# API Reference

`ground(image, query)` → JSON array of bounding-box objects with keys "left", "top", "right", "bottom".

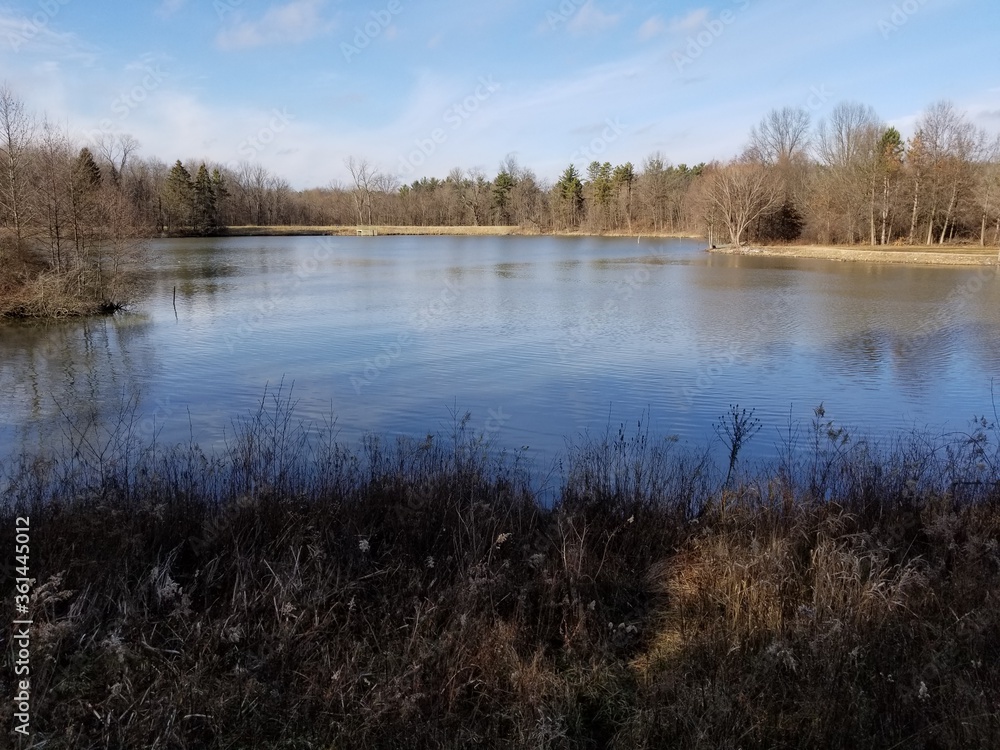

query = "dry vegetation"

[
  {"left": 2, "top": 394, "right": 999, "bottom": 748},
  {"left": 0, "top": 87, "right": 146, "bottom": 319},
  {"left": 712, "top": 242, "right": 1000, "bottom": 266},
  {"left": 224, "top": 225, "right": 702, "bottom": 239}
]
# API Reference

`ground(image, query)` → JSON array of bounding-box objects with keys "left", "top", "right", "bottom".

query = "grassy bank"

[
  {"left": 0, "top": 255, "right": 140, "bottom": 320},
  {"left": 220, "top": 225, "right": 702, "bottom": 239},
  {"left": 2, "top": 397, "right": 1000, "bottom": 748},
  {"left": 711, "top": 242, "right": 1000, "bottom": 266}
]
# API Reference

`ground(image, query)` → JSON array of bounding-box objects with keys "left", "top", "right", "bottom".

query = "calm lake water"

[{"left": 2, "top": 236, "right": 1000, "bottom": 478}]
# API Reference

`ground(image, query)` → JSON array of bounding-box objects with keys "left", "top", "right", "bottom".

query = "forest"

[{"left": 2, "top": 84, "right": 999, "bottom": 316}]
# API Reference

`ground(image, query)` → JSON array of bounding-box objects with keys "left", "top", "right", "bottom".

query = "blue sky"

[{"left": 1, "top": 0, "right": 998, "bottom": 189}]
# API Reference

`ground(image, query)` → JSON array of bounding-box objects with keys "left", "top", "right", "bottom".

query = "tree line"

[
  {"left": 335, "top": 100, "right": 999, "bottom": 249},
  {"left": 3, "top": 84, "right": 999, "bottom": 316}
]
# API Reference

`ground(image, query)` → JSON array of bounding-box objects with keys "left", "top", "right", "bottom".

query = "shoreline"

[
  {"left": 190, "top": 229, "right": 1000, "bottom": 268},
  {"left": 3, "top": 412, "right": 999, "bottom": 747},
  {"left": 214, "top": 225, "right": 703, "bottom": 239},
  {"left": 709, "top": 243, "right": 1000, "bottom": 267}
]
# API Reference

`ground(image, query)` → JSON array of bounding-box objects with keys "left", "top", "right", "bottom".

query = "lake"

[{"left": 2, "top": 235, "right": 999, "bottom": 480}]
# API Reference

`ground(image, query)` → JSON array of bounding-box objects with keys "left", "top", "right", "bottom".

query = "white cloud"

[
  {"left": 637, "top": 16, "right": 667, "bottom": 41},
  {"left": 0, "top": 11, "right": 95, "bottom": 63},
  {"left": 216, "top": 0, "right": 333, "bottom": 50},
  {"left": 568, "top": 1, "right": 620, "bottom": 34},
  {"left": 157, "top": 0, "right": 187, "bottom": 17},
  {"left": 669, "top": 8, "right": 710, "bottom": 33}
]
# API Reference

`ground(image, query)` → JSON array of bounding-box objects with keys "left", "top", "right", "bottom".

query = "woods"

[
  {"left": 0, "top": 87, "right": 146, "bottom": 318},
  {"left": 2, "top": 85, "right": 999, "bottom": 318}
]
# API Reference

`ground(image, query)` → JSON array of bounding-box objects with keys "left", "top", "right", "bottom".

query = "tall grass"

[{"left": 1, "top": 391, "right": 999, "bottom": 748}]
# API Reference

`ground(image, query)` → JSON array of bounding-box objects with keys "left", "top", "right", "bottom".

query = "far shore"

[
  {"left": 176, "top": 227, "right": 1000, "bottom": 267},
  {"left": 217, "top": 224, "right": 703, "bottom": 239},
  {"left": 709, "top": 242, "right": 1000, "bottom": 267}
]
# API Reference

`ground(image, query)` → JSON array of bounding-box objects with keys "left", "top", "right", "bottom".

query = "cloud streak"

[
  {"left": 637, "top": 16, "right": 667, "bottom": 41},
  {"left": 568, "top": 1, "right": 620, "bottom": 34},
  {"left": 216, "top": 0, "right": 333, "bottom": 50},
  {"left": 669, "top": 8, "right": 710, "bottom": 33}
]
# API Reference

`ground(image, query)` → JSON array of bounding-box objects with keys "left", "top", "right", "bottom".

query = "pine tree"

[
  {"left": 613, "top": 162, "right": 636, "bottom": 230},
  {"left": 211, "top": 168, "right": 229, "bottom": 229},
  {"left": 69, "top": 148, "right": 103, "bottom": 258},
  {"left": 555, "top": 165, "right": 584, "bottom": 228},
  {"left": 587, "top": 161, "right": 614, "bottom": 229},
  {"left": 74, "top": 148, "right": 102, "bottom": 190},
  {"left": 192, "top": 163, "right": 217, "bottom": 235},
  {"left": 876, "top": 127, "right": 904, "bottom": 245},
  {"left": 492, "top": 169, "right": 515, "bottom": 225},
  {"left": 164, "top": 160, "right": 193, "bottom": 231}
]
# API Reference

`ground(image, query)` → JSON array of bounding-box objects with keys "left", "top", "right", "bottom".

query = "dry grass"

[
  {"left": 1, "top": 394, "right": 999, "bottom": 748},
  {"left": 713, "top": 243, "right": 1000, "bottom": 266},
  {"left": 223, "top": 225, "right": 702, "bottom": 239},
  {"left": 225, "top": 224, "right": 532, "bottom": 237},
  {"left": 0, "top": 271, "right": 123, "bottom": 318}
]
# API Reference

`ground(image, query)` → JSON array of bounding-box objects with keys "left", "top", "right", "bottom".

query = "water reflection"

[{"left": 2, "top": 236, "right": 999, "bottom": 472}]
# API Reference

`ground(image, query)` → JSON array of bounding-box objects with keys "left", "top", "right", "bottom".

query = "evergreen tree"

[
  {"left": 69, "top": 147, "right": 103, "bottom": 257},
  {"left": 587, "top": 161, "right": 614, "bottom": 229},
  {"left": 211, "top": 168, "right": 229, "bottom": 229},
  {"left": 876, "top": 127, "right": 904, "bottom": 245},
  {"left": 613, "top": 162, "right": 636, "bottom": 230},
  {"left": 555, "top": 165, "right": 584, "bottom": 228},
  {"left": 492, "top": 169, "right": 515, "bottom": 224},
  {"left": 193, "top": 163, "right": 217, "bottom": 235},
  {"left": 73, "top": 147, "right": 103, "bottom": 191},
  {"left": 163, "top": 160, "right": 193, "bottom": 231}
]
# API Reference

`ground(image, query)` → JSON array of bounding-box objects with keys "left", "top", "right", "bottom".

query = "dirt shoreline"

[{"left": 710, "top": 243, "right": 1000, "bottom": 267}]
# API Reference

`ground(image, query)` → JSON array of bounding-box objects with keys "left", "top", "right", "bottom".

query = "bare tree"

[
  {"left": 975, "top": 133, "right": 1000, "bottom": 249},
  {"left": 748, "top": 106, "right": 811, "bottom": 165},
  {"left": 371, "top": 171, "right": 399, "bottom": 225},
  {"left": 704, "top": 159, "right": 781, "bottom": 247},
  {"left": 0, "top": 84, "right": 36, "bottom": 256},
  {"left": 815, "top": 102, "right": 882, "bottom": 243},
  {"left": 345, "top": 156, "right": 375, "bottom": 226},
  {"left": 37, "top": 120, "right": 73, "bottom": 271},
  {"left": 912, "top": 101, "right": 978, "bottom": 245},
  {"left": 234, "top": 162, "right": 273, "bottom": 225},
  {"left": 95, "top": 132, "right": 139, "bottom": 186},
  {"left": 446, "top": 167, "right": 490, "bottom": 226}
]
